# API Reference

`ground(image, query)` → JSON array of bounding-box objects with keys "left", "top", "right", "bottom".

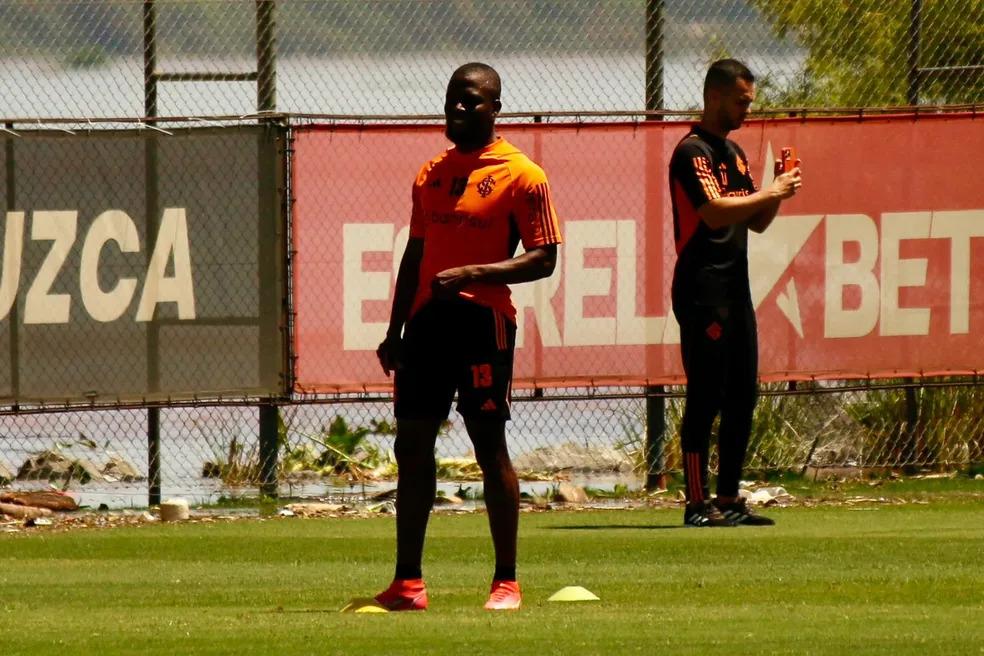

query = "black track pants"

[{"left": 674, "top": 300, "right": 758, "bottom": 501}]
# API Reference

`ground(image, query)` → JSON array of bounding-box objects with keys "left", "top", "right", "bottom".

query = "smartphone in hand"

[{"left": 781, "top": 146, "right": 798, "bottom": 173}]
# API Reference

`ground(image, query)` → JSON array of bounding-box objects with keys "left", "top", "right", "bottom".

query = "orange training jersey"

[{"left": 408, "top": 137, "right": 562, "bottom": 323}]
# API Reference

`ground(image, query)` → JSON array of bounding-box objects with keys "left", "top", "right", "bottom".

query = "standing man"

[
  {"left": 669, "top": 59, "right": 801, "bottom": 527},
  {"left": 373, "top": 62, "right": 562, "bottom": 610}
]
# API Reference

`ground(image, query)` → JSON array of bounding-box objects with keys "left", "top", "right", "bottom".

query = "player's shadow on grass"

[{"left": 546, "top": 524, "right": 681, "bottom": 531}]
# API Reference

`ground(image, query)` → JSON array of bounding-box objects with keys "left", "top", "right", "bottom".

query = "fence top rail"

[
  {"left": 287, "top": 104, "right": 982, "bottom": 122},
  {"left": 0, "top": 104, "right": 979, "bottom": 128}
]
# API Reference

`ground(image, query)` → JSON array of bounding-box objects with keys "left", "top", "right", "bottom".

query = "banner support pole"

[
  {"left": 256, "top": 0, "right": 280, "bottom": 498},
  {"left": 644, "top": 0, "right": 668, "bottom": 491},
  {"left": 143, "top": 0, "right": 162, "bottom": 507}
]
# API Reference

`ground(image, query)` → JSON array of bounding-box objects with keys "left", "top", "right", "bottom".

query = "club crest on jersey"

[
  {"left": 477, "top": 174, "right": 496, "bottom": 198},
  {"left": 717, "top": 162, "right": 729, "bottom": 187}
]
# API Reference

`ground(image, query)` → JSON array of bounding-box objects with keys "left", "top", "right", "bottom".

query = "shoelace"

[
  {"left": 383, "top": 584, "right": 423, "bottom": 599},
  {"left": 489, "top": 584, "right": 516, "bottom": 602},
  {"left": 705, "top": 504, "right": 728, "bottom": 519},
  {"left": 728, "top": 500, "right": 752, "bottom": 516}
]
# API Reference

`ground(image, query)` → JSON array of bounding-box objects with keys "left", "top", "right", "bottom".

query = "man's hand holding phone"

[{"left": 770, "top": 146, "right": 802, "bottom": 200}]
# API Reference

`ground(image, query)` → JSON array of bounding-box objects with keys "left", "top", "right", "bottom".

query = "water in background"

[
  {"left": 0, "top": 396, "right": 649, "bottom": 508},
  {"left": 0, "top": 52, "right": 804, "bottom": 118}
]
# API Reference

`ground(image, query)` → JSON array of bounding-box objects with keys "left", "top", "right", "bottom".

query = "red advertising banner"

[{"left": 292, "top": 114, "right": 984, "bottom": 392}]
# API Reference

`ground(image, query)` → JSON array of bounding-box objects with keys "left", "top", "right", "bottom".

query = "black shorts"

[{"left": 394, "top": 297, "right": 516, "bottom": 421}]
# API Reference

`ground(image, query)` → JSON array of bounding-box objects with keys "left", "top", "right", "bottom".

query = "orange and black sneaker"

[
  {"left": 483, "top": 579, "right": 522, "bottom": 610},
  {"left": 374, "top": 578, "right": 428, "bottom": 611}
]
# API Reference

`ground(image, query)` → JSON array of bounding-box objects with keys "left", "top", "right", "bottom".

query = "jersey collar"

[
  {"left": 691, "top": 124, "right": 727, "bottom": 148},
  {"left": 450, "top": 136, "right": 510, "bottom": 158}
]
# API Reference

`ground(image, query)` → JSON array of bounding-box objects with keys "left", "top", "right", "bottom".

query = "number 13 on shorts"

[{"left": 470, "top": 363, "right": 493, "bottom": 388}]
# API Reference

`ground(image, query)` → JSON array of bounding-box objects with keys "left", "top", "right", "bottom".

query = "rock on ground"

[{"left": 0, "top": 490, "right": 78, "bottom": 511}]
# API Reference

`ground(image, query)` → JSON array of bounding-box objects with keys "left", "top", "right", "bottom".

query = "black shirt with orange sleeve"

[
  {"left": 669, "top": 125, "right": 756, "bottom": 307},
  {"left": 408, "top": 137, "right": 562, "bottom": 323}
]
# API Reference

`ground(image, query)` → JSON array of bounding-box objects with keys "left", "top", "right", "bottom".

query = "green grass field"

[{"left": 2, "top": 499, "right": 982, "bottom": 655}]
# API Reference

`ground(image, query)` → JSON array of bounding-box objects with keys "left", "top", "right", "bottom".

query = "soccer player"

[
  {"left": 373, "top": 62, "right": 562, "bottom": 610},
  {"left": 668, "top": 59, "right": 802, "bottom": 527}
]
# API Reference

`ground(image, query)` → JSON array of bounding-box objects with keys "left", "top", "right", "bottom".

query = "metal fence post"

[
  {"left": 148, "top": 408, "right": 161, "bottom": 505},
  {"left": 643, "top": 0, "right": 668, "bottom": 491},
  {"left": 645, "top": 0, "right": 664, "bottom": 115},
  {"left": 907, "top": 0, "right": 922, "bottom": 106},
  {"left": 902, "top": 380, "right": 920, "bottom": 469},
  {"left": 256, "top": 0, "right": 277, "bottom": 112},
  {"left": 143, "top": 0, "right": 162, "bottom": 507},
  {"left": 256, "top": 0, "right": 280, "bottom": 498},
  {"left": 645, "top": 387, "right": 667, "bottom": 490},
  {"left": 143, "top": 0, "right": 158, "bottom": 118},
  {"left": 259, "top": 404, "right": 279, "bottom": 497}
]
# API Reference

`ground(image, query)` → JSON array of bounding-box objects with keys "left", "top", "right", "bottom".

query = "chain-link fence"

[
  {"left": 1, "top": 0, "right": 980, "bottom": 120},
  {"left": 3, "top": 380, "right": 983, "bottom": 508},
  {"left": 1, "top": 1, "right": 982, "bottom": 508}
]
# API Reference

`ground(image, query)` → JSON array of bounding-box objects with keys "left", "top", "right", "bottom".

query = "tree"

[{"left": 750, "top": 0, "right": 983, "bottom": 107}]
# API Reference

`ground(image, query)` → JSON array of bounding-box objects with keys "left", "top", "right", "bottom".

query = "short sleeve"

[
  {"left": 408, "top": 163, "right": 430, "bottom": 239},
  {"left": 670, "top": 140, "right": 723, "bottom": 209},
  {"left": 511, "top": 161, "right": 562, "bottom": 249},
  {"left": 734, "top": 143, "right": 757, "bottom": 191}
]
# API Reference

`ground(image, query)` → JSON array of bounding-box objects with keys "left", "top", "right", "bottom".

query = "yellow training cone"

[
  {"left": 340, "top": 598, "right": 390, "bottom": 613},
  {"left": 548, "top": 586, "right": 600, "bottom": 602}
]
